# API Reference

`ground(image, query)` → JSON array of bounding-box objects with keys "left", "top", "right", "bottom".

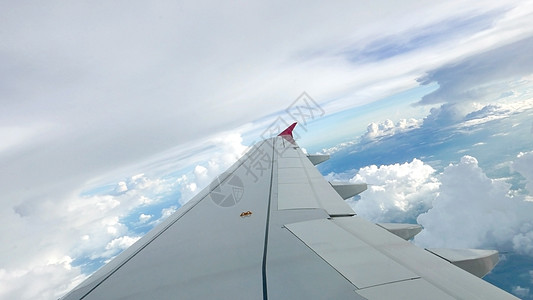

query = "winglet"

[{"left": 278, "top": 122, "right": 297, "bottom": 138}]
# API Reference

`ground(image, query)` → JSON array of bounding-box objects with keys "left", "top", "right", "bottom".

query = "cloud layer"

[
  {"left": 1, "top": 1, "right": 532, "bottom": 299},
  {"left": 0, "top": 132, "right": 247, "bottom": 299}
]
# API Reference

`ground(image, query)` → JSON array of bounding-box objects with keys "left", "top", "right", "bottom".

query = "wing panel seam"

[{"left": 261, "top": 138, "right": 275, "bottom": 300}]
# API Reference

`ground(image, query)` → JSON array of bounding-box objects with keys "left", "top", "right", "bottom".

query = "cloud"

[
  {"left": 0, "top": 123, "right": 57, "bottom": 154},
  {"left": 421, "top": 88, "right": 533, "bottom": 128},
  {"left": 0, "top": 257, "right": 85, "bottom": 300},
  {"left": 328, "top": 149, "right": 533, "bottom": 257},
  {"left": 319, "top": 118, "right": 422, "bottom": 155},
  {"left": 138, "top": 213, "right": 152, "bottom": 223},
  {"left": 415, "top": 36, "right": 533, "bottom": 127},
  {"left": 320, "top": 141, "right": 356, "bottom": 155},
  {"left": 415, "top": 155, "right": 533, "bottom": 254},
  {"left": 174, "top": 132, "right": 248, "bottom": 205},
  {"left": 512, "top": 286, "right": 530, "bottom": 298},
  {"left": 512, "top": 151, "right": 533, "bottom": 195},
  {"left": 98, "top": 236, "right": 141, "bottom": 259},
  {"left": 0, "top": 170, "right": 181, "bottom": 299},
  {"left": 345, "top": 9, "right": 505, "bottom": 63},
  {"left": 1, "top": 1, "right": 529, "bottom": 213},
  {"left": 417, "top": 36, "right": 533, "bottom": 106},
  {"left": 422, "top": 103, "right": 467, "bottom": 127},
  {"left": 362, "top": 118, "right": 421, "bottom": 141},
  {"left": 0, "top": 129, "right": 248, "bottom": 300},
  {"left": 161, "top": 206, "right": 178, "bottom": 219},
  {"left": 346, "top": 159, "right": 439, "bottom": 222}
]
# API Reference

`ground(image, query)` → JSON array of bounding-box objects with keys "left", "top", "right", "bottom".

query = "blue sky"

[{"left": 1, "top": 1, "right": 533, "bottom": 299}]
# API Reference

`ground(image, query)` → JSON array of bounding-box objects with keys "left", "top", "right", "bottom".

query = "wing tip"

[{"left": 278, "top": 122, "right": 297, "bottom": 137}]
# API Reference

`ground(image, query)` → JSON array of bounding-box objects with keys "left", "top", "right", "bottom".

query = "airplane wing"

[{"left": 61, "top": 123, "right": 518, "bottom": 299}]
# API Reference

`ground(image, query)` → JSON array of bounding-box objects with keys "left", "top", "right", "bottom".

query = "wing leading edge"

[{"left": 61, "top": 124, "right": 518, "bottom": 300}]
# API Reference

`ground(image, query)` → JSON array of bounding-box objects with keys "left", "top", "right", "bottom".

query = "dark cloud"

[
  {"left": 422, "top": 103, "right": 465, "bottom": 127},
  {"left": 417, "top": 36, "right": 533, "bottom": 105}
]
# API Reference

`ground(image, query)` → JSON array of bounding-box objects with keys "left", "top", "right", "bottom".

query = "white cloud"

[
  {"left": 99, "top": 236, "right": 141, "bottom": 259},
  {"left": 161, "top": 206, "right": 177, "bottom": 220},
  {"left": 0, "top": 259, "right": 85, "bottom": 300},
  {"left": 319, "top": 118, "right": 422, "bottom": 155},
  {"left": 415, "top": 155, "right": 533, "bottom": 253},
  {"left": 513, "top": 151, "right": 533, "bottom": 195},
  {"left": 114, "top": 181, "right": 128, "bottom": 194},
  {"left": 174, "top": 132, "right": 248, "bottom": 205},
  {"left": 2, "top": 1, "right": 529, "bottom": 212},
  {"left": 457, "top": 99, "right": 533, "bottom": 128},
  {"left": 0, "top": 123, "right": 57, "bottom": 154},
  {"left": 363, "top": 118, "right": 421, "bottom": 141},
  {"left": 0, "top": 170, "right": 184, "bottom": 299},
  {"left": 321, "top": 140, "right": 358, "bottom": 155},
  {"left": 512, "top": 286, "right": 530, "bottom": 298},
  {"left": 329, "top": 151, "right": 533, "bottom": 257},
  {"left": 138, "top": 213, "right": 152, "bottom": 223},
  {"left": 347, "top": 159, "right": 439, "bottom": 222}
]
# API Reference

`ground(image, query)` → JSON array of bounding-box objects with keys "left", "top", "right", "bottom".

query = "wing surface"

[{"left": 61, "top": 134, "right": 518, "bottom": 299}]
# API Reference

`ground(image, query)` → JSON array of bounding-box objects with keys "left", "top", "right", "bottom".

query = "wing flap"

[
  {"left": 307, "top": 154, "right": 330, "bottom": 165},
  {"left": 377, "top": 223, "right": 423, "bottom": 240},
  {"left": 285, "top": 215, "right": 517, "bottom": 299},
  {"left": 333, "top": 216, "right": 517, "bottom": 299},
  {"left": 285, "top": 218, "right": 420, "bottom": 289},
  {"left": 427, "top": 248, "right": 500, "bottom": 278},
  {"left": 330, "top": 182, "right": 368, "bottom": 199}
]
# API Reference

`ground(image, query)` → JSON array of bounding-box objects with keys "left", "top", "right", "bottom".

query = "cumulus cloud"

[
  {"left": 138, "top": 213, "right": 152, "bottom": 223},
  {"left": 422, "top": 103, "right": 468, "bottom": 127},
  {"left": 512, "top": 151, "right": 533, "bottom": 195},
  {"left": 98, "top": 236, "right": 141, "bottom": 259},
  {"left": 512, "top": 286, "right": 530, "bottom": 298},
  {"left": 347, "top": 159, "right": 439, "bottom": 222},
  {"left": 319, "top": 118, "right": 422, "bottom": 155},
  {"left": 161, "top": 206, "right": 178, "bottom": 220},
  {"left": 174, "top": 132, "right": 248, "bottom": 204},
  {"left": 331, "top": 151, "right": 533, "bottom": 257},
  {"left": 114, "top": 181, "right": 128, "bottom": 194},
  {"left": 362, "top": 118, "right": 421, "bottom": 141},
  {"left": 321, "top": 140, "right": 358, "bottom": 155},
  {"left": 415, "top": 155, "right": 533, "bottom": 255}
]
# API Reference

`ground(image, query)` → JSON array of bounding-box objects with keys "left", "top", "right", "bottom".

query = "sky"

[{"left": 1, "top": 1, "right": 533, "bottom": 299}]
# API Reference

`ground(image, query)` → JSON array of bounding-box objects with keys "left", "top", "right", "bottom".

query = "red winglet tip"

[{"left": 278, "top": 122, "right": 297, "bottom": 137}]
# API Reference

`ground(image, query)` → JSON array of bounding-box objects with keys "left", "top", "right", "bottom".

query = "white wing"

[{"left": 60, "top": 126, "right": 518, "bottom": 299}]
